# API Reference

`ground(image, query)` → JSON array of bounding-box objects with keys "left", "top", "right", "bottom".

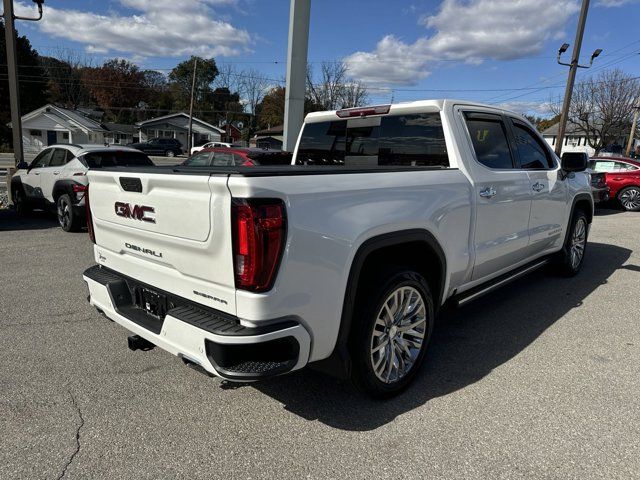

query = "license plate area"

[{"left": 134, "top": 286, "right": 170, "bottom": 320}]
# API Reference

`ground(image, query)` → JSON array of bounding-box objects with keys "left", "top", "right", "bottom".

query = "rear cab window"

[
  {"left": 295, "top": 112, "right": 449, "bottom": 168},
  {"left": 80, "top": 151, "right": 154, "bottom": 168}
]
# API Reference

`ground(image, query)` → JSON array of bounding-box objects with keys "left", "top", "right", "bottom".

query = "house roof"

[
  {"left": 104, "top": 123, "right": 137, "bottom": 135},
  {"left": 19, "top": 104, "right": 107, "bottom": 133},
  {"left": 254, "top": 125, "right": 284, "bottom": 136},
  {"left": 541, "top": 123, "right": 587, "bottom": 136},
  {"left": 137, "top": 112, "right": 224, "bottom": 134}
]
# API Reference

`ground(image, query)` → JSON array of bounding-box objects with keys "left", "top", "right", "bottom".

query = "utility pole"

[
  {"left": 555, "top": 0, "right": 602, "bottom": 157},
  {"left": 283, "top": 0, "right": 310, "bottom": 152},
  {"left": 625, "top": 100, "right": 640, "bottom": 157},
  {"left": 187, "top": 57, "right": 198, "bottom": 154},
  {"left": 2, "top": 0, "right": 45, "bottom": 166}
]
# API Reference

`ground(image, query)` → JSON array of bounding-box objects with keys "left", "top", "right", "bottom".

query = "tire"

[
  {"left": 349, "top": 267, "right": 435, "bottom": 398},
  {"left": 556, "top": 209, "right": 588, "bottom": 276},
  {"left": 56, "top": 194, "right": 82, "bottom": 232},
  {"left": 617, "top": 186, "right": 640, "bottom": 212},
  {"left": 12, "top": 187, "right": 31, "bottom": 216},
  {"left": 165, "top": 150, "right": 175, "bottom": 158}
]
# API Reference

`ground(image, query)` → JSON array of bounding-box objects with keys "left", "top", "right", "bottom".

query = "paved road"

[{"left": 1, "top": 208, "right": 639, "bottom": 479}]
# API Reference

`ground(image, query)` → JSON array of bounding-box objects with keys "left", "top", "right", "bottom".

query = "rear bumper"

[{"left": 83, "top": 265, "right": 310, "bottom": 380}]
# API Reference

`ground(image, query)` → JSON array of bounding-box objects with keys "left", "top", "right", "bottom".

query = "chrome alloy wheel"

[
  {"left": 620, "top": 188, "right": 640, "bottom": 211},
  {"left": 570, "top": 217, "right": 587, "bottom": 270},
  {"left": 370, "top": 286, "right": 427, "bottom": 384},
  {"left": 57, "top": 197, "right": 71, "bottom": 230}
]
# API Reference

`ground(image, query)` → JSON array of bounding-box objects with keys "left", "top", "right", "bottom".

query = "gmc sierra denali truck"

[{"left": 83, "top": 100, "right": 593, "bottom": 397}]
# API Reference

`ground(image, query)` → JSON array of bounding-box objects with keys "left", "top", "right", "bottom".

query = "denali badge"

[
  {"left": 125, "top": 243, "right": 163, "bottom": 258},
  {"left": 115, "top": 202, "right": 156, "bottom": 223}
]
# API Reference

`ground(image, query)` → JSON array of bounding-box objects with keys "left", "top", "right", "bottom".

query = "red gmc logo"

[{"left": 115, "top": 202, "right": 156, "bottom": 223}]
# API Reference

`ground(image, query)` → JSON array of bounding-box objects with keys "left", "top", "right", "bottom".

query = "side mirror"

[
  {"left": 561, "top": 152, "right": 588, "bottom": 172},
  {"left": 17, "top": 161, "right": 29, "bottom": 170}
]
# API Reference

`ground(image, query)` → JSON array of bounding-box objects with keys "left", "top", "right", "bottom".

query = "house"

[
  {"left": 250, "top": 125, "right": 283, "bottom": 150},
  {"left": 541, "top": 123, "right": 628, "bottom": 156},
  {"left": 17, "top": 104, "right": 108, "bottom": 153},
  {"left": 104, "top": 123, "right": 138, "bottom": 145},
  {"left": 137, "top": 113, "right": 224, "bottom": 148},
  {"left": 218, "top": 120, "right": 243, "bottom": 144}
]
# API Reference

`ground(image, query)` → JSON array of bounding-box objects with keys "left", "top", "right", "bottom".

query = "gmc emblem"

[{"left": 115, "top": 202, "right": 156, "bottom": 223}]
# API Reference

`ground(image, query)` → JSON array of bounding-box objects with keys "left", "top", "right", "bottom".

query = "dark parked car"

[
  {"left": 128, "top": 138, "right": 183, "bottom": 157},
  {"left": 180, "top": 147, "right": 293, "bottom": 167}
]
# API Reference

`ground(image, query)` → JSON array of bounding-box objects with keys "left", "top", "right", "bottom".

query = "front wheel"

[
  {"left": 165, "top": 150, "right": 175, "bottom": 158},
  {"left": 57, "top": 194, "right": 82, "bottom": 232},
  {"left": 350, "top": 268, "right": 434, "bottom": 398},
  {"left": 556, "top": 209, "right": 588, "bottom": 276},
  {"left": 618, "top": 186, "right": 640, "bottom": 211}
]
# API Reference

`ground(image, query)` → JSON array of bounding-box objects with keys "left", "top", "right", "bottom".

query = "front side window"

[
  {"left": 465, "top": 116, "right": 514, "bottom": 169},
  {"left": 295, "top": 113, "right": 449, "bottom": 167},
  {"left": 512, "top": 123, "right": 554, "bottom": 169},
  {"left": 591, "top": 160, "right": 639, "bottom": 173},
  {"left": 30, "top": 149, "right": 53, "bottom": 168}
]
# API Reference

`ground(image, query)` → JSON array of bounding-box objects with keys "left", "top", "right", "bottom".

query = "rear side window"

[
  {"left": 184, "top": 152, "right": 211, "bottom": 166},
  {"left": 81, "top": 151, "right": 154, "bottom": 168},
  {"left": 465, "top": 116, "right": 514, "bottom": 169},
  {"left": 49, "top": 148, "right": 68, "bottom": 167},
  {"left": 512, "top": 123, "right": 554, "bottom": 169},
  {"left": 295, "top": 113, "right": 449, "bottom": 167}
]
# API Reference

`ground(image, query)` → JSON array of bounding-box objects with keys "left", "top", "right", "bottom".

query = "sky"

[{"left": 12, "top": 0, "right": 640, "bottom": 117}]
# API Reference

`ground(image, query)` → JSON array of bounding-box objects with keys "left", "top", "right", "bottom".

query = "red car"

[
  {"left": 588, "top": 156, "right": 640, "bottom": 211},
  {"left": 180, "top": 147, "right": 292, "bottom": 167}
]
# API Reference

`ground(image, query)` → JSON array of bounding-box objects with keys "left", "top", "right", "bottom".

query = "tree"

[
  {"left": 306, "top": 61, "right": 369, "bottom": 111},
  {"left": 257, "top": 86, "right": 285, "bottom": 129},
  {"left": 168, "top": 56, "right": 218, "bottom": 110},
  {"left": 40, "top": 49, "right": 90, "bottom": 109},
  {"left": 0, "top": 20, "right": 50, "bottom": 148},
  {"left": 551, "top": 69, "right": 640, "bottom": 154},
  {"left": 240, "top": 68, "right": 269, "bottom": 119}
]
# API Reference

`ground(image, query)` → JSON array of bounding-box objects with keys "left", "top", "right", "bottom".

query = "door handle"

[
  {"left": 34, "top": 171, "right": 40, "bottom": 175},
  {"left": 479, "top": 186, "right": 497, "bottom": 198},
  {"left": 613, "top": 177, "right": 623, "bottom": 181},
  {"left": 532, "top": 182, "right": 545, "bottom": 192},
  {"left": 53, "top": 171, "right": 60, "bottom": 175}
]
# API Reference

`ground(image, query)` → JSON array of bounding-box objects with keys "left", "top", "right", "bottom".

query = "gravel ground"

[{"left": 0, "top": 208, "right": 639, "bottom": 479}]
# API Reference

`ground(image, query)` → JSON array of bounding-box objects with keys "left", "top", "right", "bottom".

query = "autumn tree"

[{"left": 83, "top": 59, "right": 145, "bottom": 122}]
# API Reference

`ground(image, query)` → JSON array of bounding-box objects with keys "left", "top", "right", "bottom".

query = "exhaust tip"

[{"left": 127, "top": 335, "right": 155, "bottom": 352}]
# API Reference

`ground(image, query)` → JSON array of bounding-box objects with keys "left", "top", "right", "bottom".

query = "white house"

[
  {"left": 18, "top": 104, "right": 108, "bottom": 153},
  {"left": 541, "top": 123, "right": 629, "bottom": 156},
  {"left": 137, "top": 113, "right": 224, "bottom": 148}
]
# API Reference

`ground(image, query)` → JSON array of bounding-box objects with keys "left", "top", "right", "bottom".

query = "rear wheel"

[
  {"left": 165, "top": 150, "right": 175, "bottom": 158},
  {"left": 12, "top": 187, "right": 31, "bottom": 216},
  {"left": 556, "top": 209, "right": 588, "bottom": 276},
  {"left": 57, "top": 194, "right": 81, "bottom": 232},
  {"left": 350, "top": 267, "right": 434, "bottom": 398},
  {"left": 618, "top": 186, "right": 640, "bottom": 211}
]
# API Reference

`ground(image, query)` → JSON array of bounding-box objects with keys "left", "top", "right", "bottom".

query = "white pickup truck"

[{"left": 83, "top": 100, "right": 593, "bottom": 397}]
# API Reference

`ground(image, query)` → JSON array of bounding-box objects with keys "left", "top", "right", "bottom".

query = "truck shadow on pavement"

[
  {"left": 0, "top": 209, "right": 60, "bottom": 231},
  {"left": 252, "top": 241, "right": 632, "bottom": 431}
]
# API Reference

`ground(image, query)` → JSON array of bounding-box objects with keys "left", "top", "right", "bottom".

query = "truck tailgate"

[{"left": 87, "top": 170, "right": 237, "bottom": 315}]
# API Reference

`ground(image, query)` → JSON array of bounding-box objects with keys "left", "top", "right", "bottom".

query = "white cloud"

[
  {"left": 16, "top": 0, "right": 251, "bottom": 58},
  {"left": 345, "top": 0, "right": 579, "bottom": 86},
  {"left": 495, "top": 101, "right": 555, "bottom": 116},
  {"left": 596, "top": 0, "right": 638, "bottom": 6}
]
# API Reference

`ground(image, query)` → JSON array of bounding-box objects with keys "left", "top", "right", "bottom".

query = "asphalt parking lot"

[{"left": 1, "top": 207, "right": 639, "bottom": 479}]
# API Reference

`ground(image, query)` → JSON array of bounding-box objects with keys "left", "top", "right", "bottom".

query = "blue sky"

[{"left": 13, "top": 0, "right": 640, "bottom": 116}]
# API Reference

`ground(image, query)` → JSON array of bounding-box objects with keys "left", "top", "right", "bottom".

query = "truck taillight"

[
  {"left": 232, "top": 199, "right": 286, "bottom": 292},
  {"left": 85, "top": 185, "right": 96, "bottom": 244}
]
